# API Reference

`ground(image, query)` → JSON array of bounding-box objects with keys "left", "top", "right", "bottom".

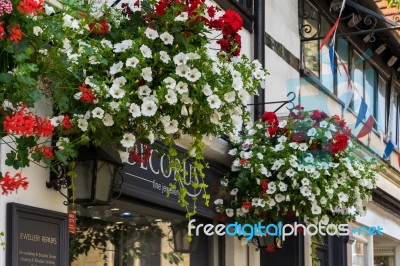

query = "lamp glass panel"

[
  {"left": 74, "top": 160, "right": 94, "bottom": 200},
  {"left": 173, "top": 224, "right": 191, "bottom": 252},
  {"left": 94, "top": 160, "right": 115, "bottom": 203}
]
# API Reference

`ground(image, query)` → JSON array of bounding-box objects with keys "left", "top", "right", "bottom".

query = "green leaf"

[{"left": 55, "top": 150, "right": 68, "bottom": 164}]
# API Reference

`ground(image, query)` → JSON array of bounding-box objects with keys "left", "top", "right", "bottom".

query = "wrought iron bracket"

[
  {"left": 247, "top": 92, "right": 296, "bottom": 113},
  {"left": 300, "top": 0, "right": 400, "bottom": 42}
]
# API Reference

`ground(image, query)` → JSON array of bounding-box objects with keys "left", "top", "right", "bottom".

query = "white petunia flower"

[
  {"left": 118, "top": 150, "right": 130, "bottom": 163},
  {"left": 159, "top": 51, "right": 171, "bottom": 63},
  {"left": 202, "top": 84, "right": 213, "bottom": 96},
  {"left": 110, "top": 86, "right": 126, "bottom": 99},
  {"left": 298, "top": 143, "right": 308, "bottom": 151},
  {"left": 102, "top": 114, "right": 114, "bottom": 126},
  {"left": 253, "top": 68, "right": 266, "bottom": 80},
  {"left": 186, "top": 68, "right": 201, "bottom": 82},
  {"left": 137, "top": 85, "right": 151, "bottom": 97},
  {"left": 300, "top": 186, "right": 312, "bottom": 197},
  {"left": 230, "top": 188, "right": 239, "bottom": 196},
  {"left": 109, "top": 101, "right": 120, "bottom": 110},
  {"left": 325, "top": 131, "right": 333, "bottom": 139},
  {"left": 126, "top": 56, "right": 139, "bottom": 67},
  {"left": 176, "top": 64, "right": 189, "bottom": 77},
  {"left": 311, "top": 203, "right": 321, "bottom": 215},
  {"left": 160, "top": 32, "right": 174, "bottom": 45},
  {"left": 110, "top": 61, "right": 123, "bottom": 75},
  {"left": 140, "top": 44, "right": 152, "bottom": 58},
  {"left": 207, "top": 95, "right": 222, "bottom": 109},
  {"left": 33, "top": 26, "right": 43, "bottom": 36},
  {"left": 275, "top": 194, "right": 285, "bottom": 203},
  {"left": 77, "top": 118, "right": 88, "bottom": 131},
  {"left": 141, "top": 67, "right": 153, "bottom": 82},
  {"left": 121, "top": 133, "right": 136, "bottom": 148},
  {"left": 92, "top": 107, "right": 105, "bottom": 119},
  {"left": 163, "top": 119, "right": 179, "bottom": 134},
  {"left": 141, "top": 101, "right": 158, "bottom": 116},
  {"left": 278, "top": 182, "right": 288, "bottom": 192},
  {"left": 56, "top": 137, "right": 69, "bottom": 150},
  {"left": 232, "top": 77, "right": 243, "bottom": 91},
  {"left": 144, "top": 27, "right": 159, "bottom": 40},
  {"left": 226, "top": 208, "right": 234, "bottom": 217},
  {"left": 307, "top": 127, "right": 317, "bottom": 137},
  {"left": 129, "top": 103, "right": 141, "bottom": 117},
  {"left": 214, "top": 199, "right": 223, "bottom": 205},
  {"left": 113, "top": 76, "right": 127, "bottom": 86},
  {"left": 224, "top": 91, "right": 236, "bottom": 103},
  {"left": 285, "top": 168, "right": 296, "bottom": 177},
  {"left": 266, "top": 182, "right": 276, "bottom": 194},
  {"left": 173, "top": 52, "right": 187, "bottom": 65},
  {"left": 165, "top": 89, "right": 178, "bottom": 105},
  {"left": 187, "top": 52, "right": 200, "bottom": 60},
  {"left": 338, "top": 192, "right": 349, "bottom": 202},
  {"left": 238, "top": 89, "right": 250, "bottom": 104},
  {"left": 113, "top": 40, "right": 132, "bottom": 53},
  {"left": 176, "top": 81, "right": 188, "bottom": 94},
  {"left": 101, "top": 39, "right": 113, "bottom": 49},
  {"left": 271, "top": 159, "right": 285, "bottom": 171},
  {"left": 319, "top": 121, "right": 328, "bottom": 128},
  {"left": 62, "top": 14, "right": 80, "bottom": 29},
  {"left": 163, "top": 77, "right": 176, "bottom": 89},
  {"left": 50, "top": 115, "right": 64, "bottom": 126},
  {"left": 175, "top": 11, "right": 188, "bottom": 21},
  {"left": 210, "top": 111, "right": 221, "bottom": 125}
]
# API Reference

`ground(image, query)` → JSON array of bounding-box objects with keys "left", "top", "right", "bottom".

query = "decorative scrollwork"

[
  {"left": 300, "top": 1, "right": 321, "bottom": 39},
  {"left": 362, "top": 14, "right": 378, "bottom": 28}
]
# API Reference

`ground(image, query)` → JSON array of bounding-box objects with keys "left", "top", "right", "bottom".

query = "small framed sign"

[{"left": 6, "top": 203, "right": 68, "bottom": 266}]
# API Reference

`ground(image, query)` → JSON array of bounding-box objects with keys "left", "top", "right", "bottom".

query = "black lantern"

[
  {"left": 47, "top": 146, "right": 123, "bottom": 207},
  {"left": 170, "top": 222, "right": 199, "bottom": 253},
  {"left": 252, "top": 234, "right": 284, "bottom": 252}
]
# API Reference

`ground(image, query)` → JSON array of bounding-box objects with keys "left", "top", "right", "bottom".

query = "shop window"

[
  {"left": 352, "top": 239, "right": 368, "bottom": 266},
  {"left": 70, "top": 204, "right": 213, "bottom": 266},
  {"left": 374, "top": 255, "right": 395, "bottom": 266},
  {"left": 376, "top": 76, "right": 388, "bottom": 131}
]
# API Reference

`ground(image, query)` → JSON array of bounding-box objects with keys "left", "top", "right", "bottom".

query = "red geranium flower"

[
  {"left": 9, "top": 25, "right": 23, "bottom": 43},
  {"left": 261, "top": 112, "right": 278, "bottom": 124},
  {"left": 88, "top": 19, "right": 110, "bottom": 35},
  {"left": 79, "top": 84, "right": 96, "bottom": 103},
  {"left": 17, "top": 0, "right": 43, "bottom": 15},
  {"left": 0, "top": 172, "right": 29, "bottom": 195},
  {"left": 61, "top": 115, "right": 72, "bottom": 130},
  {"left": 0, "top": 22, "right": 5, "bottom": 40}
]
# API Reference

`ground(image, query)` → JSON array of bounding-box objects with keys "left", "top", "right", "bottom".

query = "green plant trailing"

[
  {"left": 0, "top": 0, "right": 267, "bottom": 217},
  {"left": 215, "top": 106, "right": 380, "bottom": 249}
]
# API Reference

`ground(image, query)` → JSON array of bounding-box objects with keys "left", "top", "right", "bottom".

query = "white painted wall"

[
  {"left": 0, "top": 103, "right": 67, "bottom": 266},
  {"left": 264, "top": 0, "right": 300, "bottom": 118}
]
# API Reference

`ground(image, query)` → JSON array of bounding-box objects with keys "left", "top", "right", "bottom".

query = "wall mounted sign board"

[{"left": 6, "top": 203, "right": 68, "bottom": 266}]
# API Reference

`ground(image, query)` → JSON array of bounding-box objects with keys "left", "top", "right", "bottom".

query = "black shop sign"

[
  {"left": 6, "top": 203, "right": 68, "bottom": 266},
  {"left": 121, "top": 144, "right": 226, "bottom": 218}
]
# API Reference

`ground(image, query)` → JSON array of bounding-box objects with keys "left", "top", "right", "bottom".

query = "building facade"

[{"left": 2, "top": 0, "right": 400, "bottom": 266}]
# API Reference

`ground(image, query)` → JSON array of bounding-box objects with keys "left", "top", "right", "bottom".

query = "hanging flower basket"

[
  {"left": 0, "top": 0, "right": 268, "bottom": 217},
  {"left": 215, "top": 106, "right": 380, "bottom": 237}
]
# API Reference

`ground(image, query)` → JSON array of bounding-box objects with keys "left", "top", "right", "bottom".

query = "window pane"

[
  {"left": 337, "top": 39, "right": 351, "bottom": 104},
  {"left": 397, "top": 96, "right": 400, "bottom": 147},
  {"left": 390, "top": 94, "right": 398, "bottom": 144},
  {"left": 364, "top": 62, "right": 376, "bottom": 118},
  {"left": 352, "top": 240, "right": 368, "bottom": 266},
  {"left": 351, "top": 51, "right": 364, "bottom": 112},
  {"left": 303, "top": 41, "right": 319, "bottom": 76},
  {"left": 377, "top": 76, "right": 387, "bottom": 131},
  {"left": 320, "top": 18, "right": 334, "bottom": 92}
]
